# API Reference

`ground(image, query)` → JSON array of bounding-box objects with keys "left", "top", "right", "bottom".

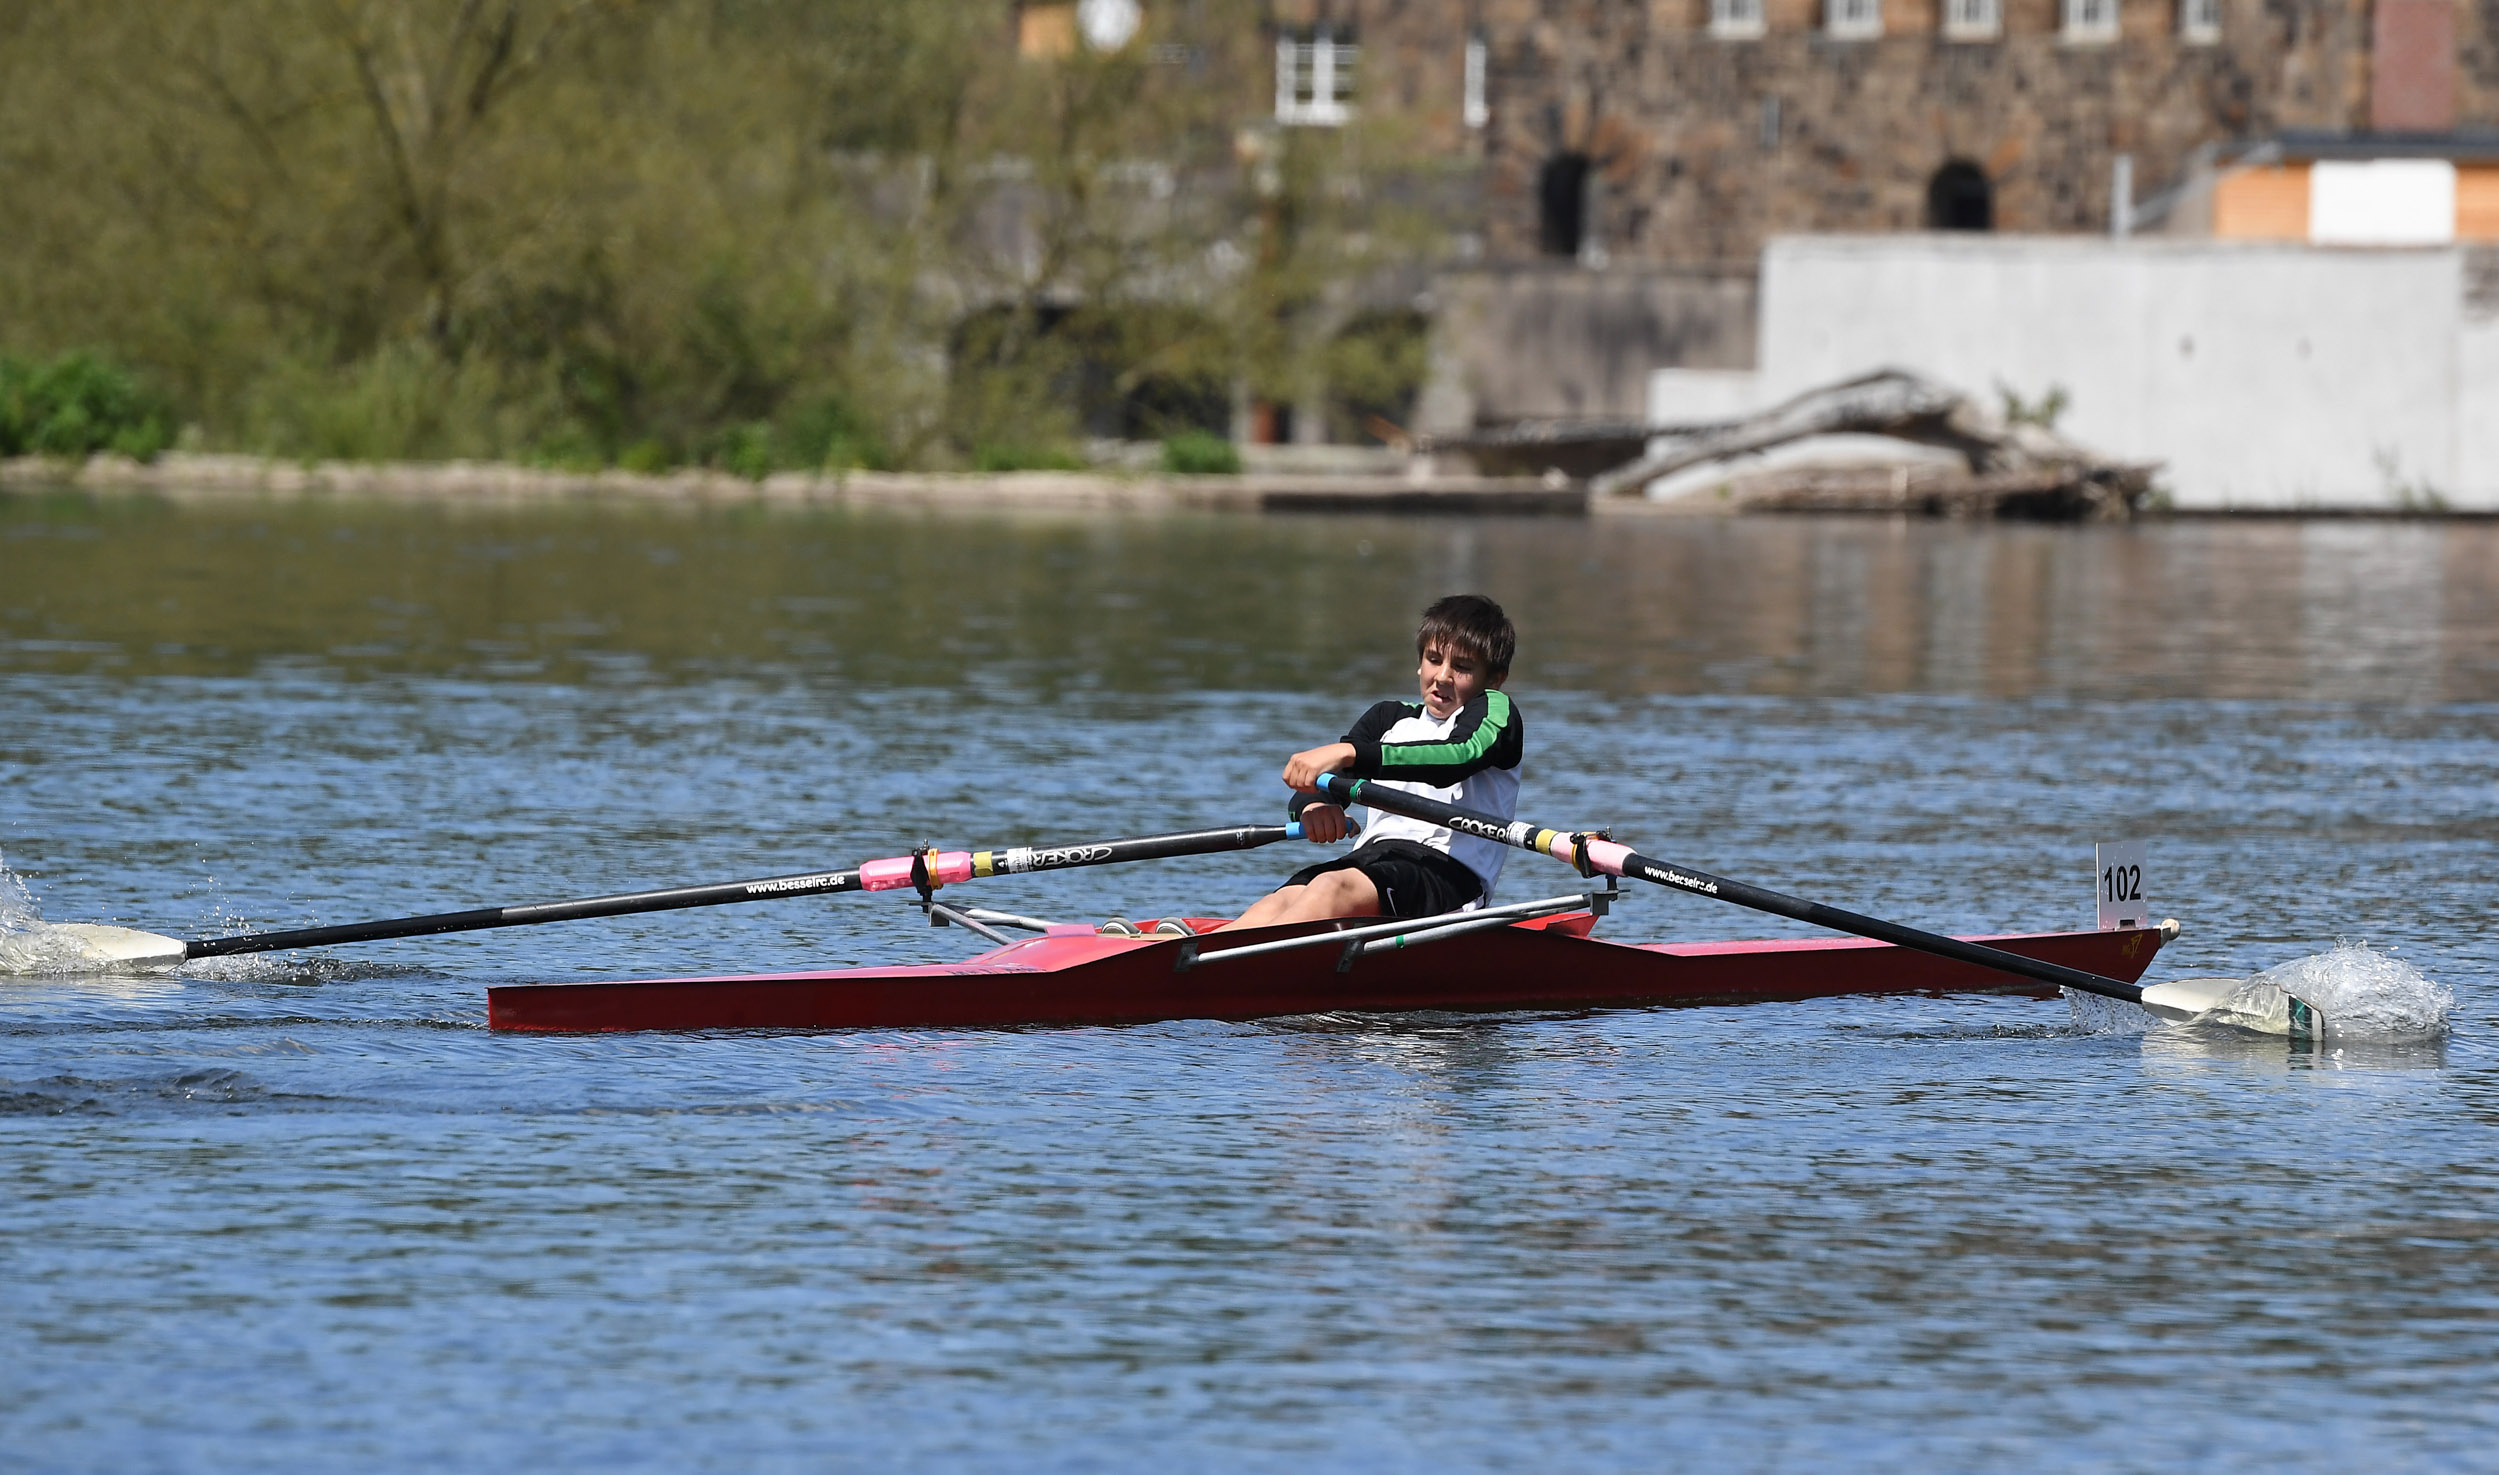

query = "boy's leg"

[{"left": 1215, "top": 868, "right": 1383, "bottom": 931}]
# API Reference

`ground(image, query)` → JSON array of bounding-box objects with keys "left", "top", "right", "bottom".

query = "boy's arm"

[
  {"left": 1346, "top": 690, "right": 1521, "bottom": 784},
  {"left": 1280, "top": 701, "right": 1409, "bottom": 796},
  {"left": 1282, "top": 701, "right": 1411, "bottom": 826}
]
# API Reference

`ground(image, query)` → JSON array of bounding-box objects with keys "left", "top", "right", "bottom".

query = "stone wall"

[
  {"left": 1414, "top": 265, "right": 1758, "bottom": 429},
  {"left": 1331, "top": 0, "right": 2499, "bottom": 268}
]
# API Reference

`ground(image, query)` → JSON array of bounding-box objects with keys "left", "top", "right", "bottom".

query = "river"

[{"left": 3, "top": 494, "right": 2494, "bottom": 1471}]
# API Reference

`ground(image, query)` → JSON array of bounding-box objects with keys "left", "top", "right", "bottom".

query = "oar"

[
  {"left": 1310, "top": 774, "right": 2321, "bottom": 1041},
  {"left": 48, "top": 822, "right": 1303, "bottom": 971}
]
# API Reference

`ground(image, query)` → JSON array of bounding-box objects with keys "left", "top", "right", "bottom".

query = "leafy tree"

[{"left": 0, "top": 0, "right": 1451, "bottom": 468}]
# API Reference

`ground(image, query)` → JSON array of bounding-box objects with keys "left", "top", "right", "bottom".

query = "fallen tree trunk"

[{"left": 1584, "top": 368, "right": 2159, "bottom": 520}]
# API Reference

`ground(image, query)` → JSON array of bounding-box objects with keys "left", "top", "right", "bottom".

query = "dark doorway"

[
  {"left": 1926, "top": 160, "right": 1993, "bottom": 231},
  {"left": 1539, "top": 152, "right": 1591, "bottom": 256}
]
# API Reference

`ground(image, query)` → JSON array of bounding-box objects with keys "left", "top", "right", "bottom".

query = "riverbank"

[
  {"left": 0, "top": 452, "right": 1584, "bottom": 516},
  {"left": 7, "top": 451, "right": 2496, "bottom": 519}
]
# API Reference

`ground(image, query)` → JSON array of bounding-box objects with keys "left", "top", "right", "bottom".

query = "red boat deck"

[{"left": 486, "top": 914, "right": 2171, "bottom": 1033}]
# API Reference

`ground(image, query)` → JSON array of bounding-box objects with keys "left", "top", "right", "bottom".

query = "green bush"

[
  {"left": 240, "top": 342, "right": 553, "bottom": 464},
  {"left": 695, "top": 399, "right": 888, "bottom": 481},
  {"left": 617, "top": 438, "right": 677, "bottom": 474},
  {"left": 1160, "top": 429, "right": 1240, "bottom": 475},
  {"left": 705, "top": 422, "right": 778, "bottom": 480},
  {"left": 0, "top": 352, "right": 174, "bottom": 461},
  {"left": 971, "top": 442, "right": 1085, "bottom": 472},
  {"left": 774, "top": 395, "right": 886, "bottom": 472}
]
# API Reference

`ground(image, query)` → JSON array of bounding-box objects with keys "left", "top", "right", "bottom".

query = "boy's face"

[{"left": 1416, "top": 641, "right": 1497, "bottom": 719}]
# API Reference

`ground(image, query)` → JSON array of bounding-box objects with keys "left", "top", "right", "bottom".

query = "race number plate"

[{"left": 2095, "top": 840, "right": 2148, "bottom": 930}]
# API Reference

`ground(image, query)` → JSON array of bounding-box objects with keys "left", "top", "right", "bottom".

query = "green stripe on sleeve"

[{"left": 1377, "top": 690, "right": 1513, "bottom": 770}]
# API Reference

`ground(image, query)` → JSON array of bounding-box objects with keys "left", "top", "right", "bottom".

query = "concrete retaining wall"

[
  {"left": 1419, "top": 266, "right": 1756, "bottom": 432},
  {"left": 1666, "top": 235, "right": 2499, "bottom": 510}
]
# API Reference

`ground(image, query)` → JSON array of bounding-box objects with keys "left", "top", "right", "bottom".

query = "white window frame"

[
  {"left": 1075, "top": 0, "right": 1140, "bottom": 51},
  {"left": 1276, "top": 29, "right": 1356, "bottom": 127},
  {"left": 2062, "top": 0, "right": 2119, "bottom": 43},
  {"left": 1825, "top": 0, "right": 1883, "bottom": 38},
  {"left": 1462, "top": 35, "right": 1489, "bottom": 129},
  {"left": 2178, "top": 0, "right": 2220, "bottom": 42},
  {"left": 1943, "top": 0, "right": 2002, "bottom": 39},
  {"left": 1710, "top": 0, "right": 1767, "bottom": 40}
]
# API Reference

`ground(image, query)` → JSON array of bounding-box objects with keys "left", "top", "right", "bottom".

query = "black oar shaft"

[
  {"left": 180, "top": 872, "right": 862, "bottom": 959},
  {"left": 1606, "top": 853, "right": 2143, "bottom": 1003},
  {"left": 1314, "top": 775, "right": 2145, "bottom": 1005},
  {"left": 181, "top": 823, "right": 1295, "bottom": 960}
]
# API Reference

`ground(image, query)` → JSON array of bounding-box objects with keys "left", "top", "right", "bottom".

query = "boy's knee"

[{"left": 1307, "top": 868, "right": 1378, "bottom": 914}]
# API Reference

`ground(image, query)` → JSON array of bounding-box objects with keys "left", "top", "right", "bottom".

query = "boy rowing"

[{"left": 1211, "top": 594, "right": 1521, "bottom": 931}]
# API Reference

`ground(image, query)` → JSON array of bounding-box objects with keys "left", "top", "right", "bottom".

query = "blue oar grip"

[
  {"left": 1315, "top": 772, "right": 1353, "bottom": 799},
  {"left": 1284, "top": 821, "right": 1303, "bottom": 840}
]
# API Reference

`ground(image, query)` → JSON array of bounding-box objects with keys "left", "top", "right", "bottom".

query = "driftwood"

[
  {"left": 1694, "top": 460, "right": 2149, "bottom": 521},
  {"left": 1584, "top": 368, "right": 2157, "bottom": 519}
]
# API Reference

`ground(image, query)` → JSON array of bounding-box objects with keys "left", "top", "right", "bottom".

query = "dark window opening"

[
  {"left": 1926, "top": 160, "right": 1993, "bottom": 231},
  {"left": 1539, "top": 152, "right": 1591, "bottom": 257}
]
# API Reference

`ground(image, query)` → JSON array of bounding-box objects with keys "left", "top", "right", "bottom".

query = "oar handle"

[
  {"left": 1314, "top": 773, "right": 2146, "bottom": 1005},
  {"left": 181, "top": 822, "right": 1301, "bottom": 960}
]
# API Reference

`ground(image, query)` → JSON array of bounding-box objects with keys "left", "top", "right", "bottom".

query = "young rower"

[{"left": 1210, "top": 593, "right": 1521, "bottom": 932}]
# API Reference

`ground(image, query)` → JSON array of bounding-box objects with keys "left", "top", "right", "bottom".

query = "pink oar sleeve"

[{"left": 858, "top": 851, "right": 976, "bottom": 891}]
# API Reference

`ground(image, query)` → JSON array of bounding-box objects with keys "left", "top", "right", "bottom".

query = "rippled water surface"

[{"left": 4, "top": 496, "right": 2496, "bottom": 1471}]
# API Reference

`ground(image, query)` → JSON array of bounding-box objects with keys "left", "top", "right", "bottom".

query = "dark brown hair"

[{"left": 1416, "top": 594, "right": 1516, "bottom": 681}]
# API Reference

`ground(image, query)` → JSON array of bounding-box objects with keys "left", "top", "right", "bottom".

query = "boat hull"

[{"left": 486, "top": 916, "right": 2171, "bottom": 1033}]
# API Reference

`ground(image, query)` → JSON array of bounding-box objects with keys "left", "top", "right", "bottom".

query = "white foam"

[
  {"left": 2069, "top": 939, "right": 2456, "bottom": 1042},
  {"left": 0, "top": 853, "right": 183, "bottom": 975},
  {"left": 2235, "top": 940, "right": 2454, "bottom": 1041},
  {"left": 0, "top": 853, "right": 96, "bottom": 974}
]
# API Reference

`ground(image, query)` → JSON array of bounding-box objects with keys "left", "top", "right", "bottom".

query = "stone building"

[
  {"left": 1025, "top": 0, "right": 2499, "bottom": 428},
  {"left": 1286, "top": 0, "right": 2497, "bottom": 264},
  {"left": 1365, "top": 0, "right": 2483, "bottom": 425}
]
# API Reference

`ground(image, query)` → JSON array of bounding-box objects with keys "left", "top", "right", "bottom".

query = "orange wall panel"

[
  {"left": 2213, "top": 164, "right": 2311, "bottom": 241},
  {"left": 2457, "top": 165, "right": 2499, "bottom": 242},
  {"left": 1018, "top": 4, "right": 1075, "bottom": 58}
]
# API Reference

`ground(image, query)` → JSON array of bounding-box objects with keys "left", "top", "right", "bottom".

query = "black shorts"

[{"left": 1283, "top": 839, "right": 1485, "bottom": 919}]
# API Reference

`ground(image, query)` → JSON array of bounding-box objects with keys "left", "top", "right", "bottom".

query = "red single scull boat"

[
  {"left": 61, "top": 797, "right": 2205, "bottom": 1037},
  {"left": 485, "top": 897, "right": 2174, "bottom": 1032}
]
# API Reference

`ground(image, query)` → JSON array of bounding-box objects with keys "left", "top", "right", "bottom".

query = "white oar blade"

[
  {"left": 2139, "top": 975, "right": 2317, "bottom": 1039},
  {"left": 2136, "top": 975, "right": 2245, "bottom": 1023},
  {"left": 50, "top": 924, "right": 188, "bottom": 972}
]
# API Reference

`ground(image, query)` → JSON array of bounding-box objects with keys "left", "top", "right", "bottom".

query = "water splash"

[
  {"left": 2, "top": 858, "right": 359, "bottom": 983},
  {"left": 0, "top": 852, "right": 99, "bottom": 975},
  {"left": 2236, "top": 940, "right": 2453, "bottom": 1040},
  {"left": 2061, "top": 986, "right": 2156, "bottom": 1035},
  {"left": 2067, "top": 940, "right": 2454, "bottom": 1041}
]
